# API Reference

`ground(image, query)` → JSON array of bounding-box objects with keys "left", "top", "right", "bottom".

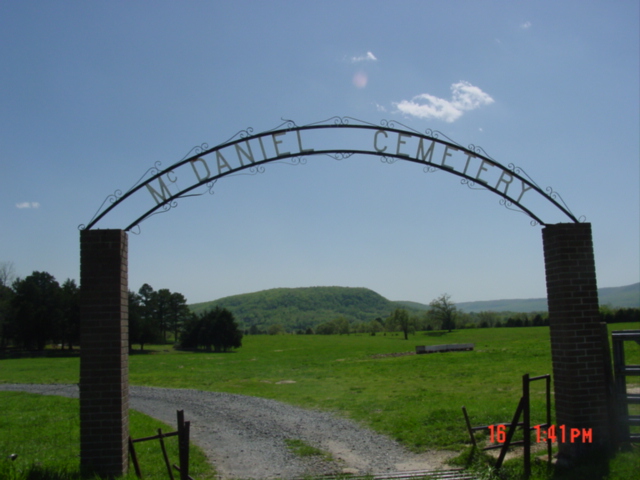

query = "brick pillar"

[
  {"left": 80, "top": 229, "right": 129, "bottom": 477},
  {"left": 542, "top": 223, "right": 612, "bottom": 463}
]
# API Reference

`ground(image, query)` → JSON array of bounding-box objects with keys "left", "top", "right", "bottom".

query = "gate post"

[
  {"left": 542, "top": 223, "right": 612, "bottom": 463},
  {"left": 79, "top": 229, "right": 129, "bottom": 477}
]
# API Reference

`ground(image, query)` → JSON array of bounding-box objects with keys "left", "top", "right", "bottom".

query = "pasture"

[{"left": 1, "top": 324, "right": 639, "bottom": 479}]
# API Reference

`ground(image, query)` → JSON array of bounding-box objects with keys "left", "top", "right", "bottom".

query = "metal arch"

[{"left": 81, "top": 117, "right": 581, "bottom": 232}]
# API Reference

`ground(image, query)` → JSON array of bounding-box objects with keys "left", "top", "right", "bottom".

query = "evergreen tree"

[
  {"left": 180, "top": 306, "right": 243, "bottom": 352},
  {"left": 12, "top": 272, "right": 62, "bottom": 350}
]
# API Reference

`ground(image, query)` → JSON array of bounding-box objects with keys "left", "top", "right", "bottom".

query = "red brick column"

[
  {"left": 80, "top": 229, "right": 129, "bottom": 477},
  {"left": 542, "top": 223, "right": 612, "bottom": 463}
]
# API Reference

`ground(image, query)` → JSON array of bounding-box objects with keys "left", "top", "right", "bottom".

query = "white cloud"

[
  {"left": 351, "top": 51, "right": 377, "bottom": 63},
  {"left": 521, "top": 21, "right": 532, "bottom": 29},
  {"left": 394, "top": 81, "right": 494, "bottom": 122},
  {"left": 16, "top": 202, "right": 40, "bottom": 209}
]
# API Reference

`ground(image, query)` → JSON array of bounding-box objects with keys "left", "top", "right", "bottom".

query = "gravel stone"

[{"left": 0, "top": 384, "right": 453, "bottom": 479}]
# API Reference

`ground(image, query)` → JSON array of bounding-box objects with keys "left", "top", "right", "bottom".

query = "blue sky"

[{"left": 2, "top": 1, "right": 638, "bottom": 306}]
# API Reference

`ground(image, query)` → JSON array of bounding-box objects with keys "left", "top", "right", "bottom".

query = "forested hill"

[
  {"left": 189, "top": 283, "right": 639, "bottom": 332},
  {"left": 189, "top": 286, "right": 402, "bottom": 332}
]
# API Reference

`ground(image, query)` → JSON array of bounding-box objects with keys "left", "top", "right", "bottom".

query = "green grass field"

[
  {"left": 1, "top": 324, "right": 639, "bottom": 479},
  {"left": 0, "top": 392, "right": 216, "bottom": 480}
]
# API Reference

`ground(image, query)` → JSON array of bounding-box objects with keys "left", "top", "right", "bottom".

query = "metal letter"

[
  {"left": 190, "top": 157, "right": 211, "bottom": 182},
  {"left": 216, "top": 150, "right": 232, "bottom": 175},
  {"left": 235, "top": 141, "right": 255, "bottom": 166},
  {"left": 272, "top": 132, "right": 290, "bottom": 157},
  {"left": 462, "top": 153, "right": 476, "bottom": 176},
  {"left": 296, "top": 130, "right": 314, "bottom": 154},
  {"left": 441, "top": 145, "right": 458, "bottom": 170},
  {"left": 516, "top": 180, "right": 534, "bottom": 203},
  {"left": 495, "top": 169, "right": 514, "bottom": 194},
  {"left": 145, "top": 177, "right": 172, "bottom": 205},
  {"left": 373, "top": 130, "right": 388, "bottom": 153},
  {"left": 258, "top": 136, "right": 268, "bottom": 160},
  {"left": 396, "top": 133, "right": 412, "bottom": 157},
  {"left": 475, "top": 159, "right": 494, "bottom": 184},
  {"left": 415, "top": 138, "right": 435, "bottom": 163}
]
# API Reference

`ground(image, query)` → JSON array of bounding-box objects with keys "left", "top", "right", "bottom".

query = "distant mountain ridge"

[
  {"left": 189, "top": 283, "right": 639, "bottom": 330},
  {"left": 400, "top": 282, "right": 640, "bottom": 313}
]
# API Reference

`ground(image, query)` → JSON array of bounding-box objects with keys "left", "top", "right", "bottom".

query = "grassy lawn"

[
  {"left": 1, "top": 324, "right": 638, "bottom": 479},
  {"left": 0, "top": 392, "right": 216, "bottom": 480}
]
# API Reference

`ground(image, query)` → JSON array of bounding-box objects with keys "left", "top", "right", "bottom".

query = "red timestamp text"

[{"left": 487, "top": 424, "right": 593, "bottom": 444}]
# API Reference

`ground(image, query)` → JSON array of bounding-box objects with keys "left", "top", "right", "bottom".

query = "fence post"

[{"left": 522, "top": 374, "right": 531, "bottom": 478}]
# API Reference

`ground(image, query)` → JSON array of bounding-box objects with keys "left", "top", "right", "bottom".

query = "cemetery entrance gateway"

[{"left": 79, "top": 117, "right": 612, "bottom": 476}]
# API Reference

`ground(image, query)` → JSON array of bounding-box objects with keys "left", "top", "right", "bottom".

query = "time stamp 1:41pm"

[{"left": 488, "top": 424, "right": 593, "bottom": 444}]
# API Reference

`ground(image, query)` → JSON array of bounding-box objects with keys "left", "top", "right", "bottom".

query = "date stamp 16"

[{"left": 488, "top": 424, "right": 593, "bottom": 444}]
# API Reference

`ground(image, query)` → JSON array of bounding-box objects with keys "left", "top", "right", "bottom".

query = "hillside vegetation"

[
  {"left": 190, "top": 286, "right": 404, "bottom": 332},
  {"left": 189, "top": 283, "right": 639, "bottom": 332}
]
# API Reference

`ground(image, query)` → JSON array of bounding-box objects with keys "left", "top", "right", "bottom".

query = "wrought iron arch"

[{"left": 80, "top": 117, "right": 582, "bottom": 232}]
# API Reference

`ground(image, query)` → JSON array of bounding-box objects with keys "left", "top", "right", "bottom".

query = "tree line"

[
  {"left": 251, "top": 293, "right": 640, "bottom": 336},
  {"left": 0, "top": 262, "right": 242, "bottom": 352},
  {"left": 1, "top": 262, "right": 636, "bottom": 347}
]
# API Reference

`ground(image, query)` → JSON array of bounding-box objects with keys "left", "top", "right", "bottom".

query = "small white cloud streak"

[
  {"left": 394, "top": 81, "right": 494, "bottom": 123},
  {"left": 521, "top": 21, "right": 532, "bottom": 29},
  {"left": 16, "top": 202, "right": 40, "bottom": 209},
  {"left": 351, "top": 51, "right": 377, "bottom": 63}
]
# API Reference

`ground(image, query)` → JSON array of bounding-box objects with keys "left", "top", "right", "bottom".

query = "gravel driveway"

[{"left": 0, "top": 384, "right": 454, "bottom": 479}]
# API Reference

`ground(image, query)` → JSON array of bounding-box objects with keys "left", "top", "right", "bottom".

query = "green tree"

[
  {"left": 59, "top": 279, "right": 80, "bottom": 350},
  {"left": 267, "top": 323, "right": 285, "bottom": 335},
  {"left": 368, "top": 318, "right": 383, "bottom": 336},
  {"left": 0, "top": 262, "right": 17, "bottom": 348},
  {"left": 429, "top": 294, "right": 458, "bottom": 332},
  {"left": 0, "top": 283, "right": 15, "bottom": 348},
  {"left": 333, "top": 316, "right": 350, "bottom": 335},
  {"left": 167, "top": 291, "right": 190, "bottom": 343},
  {"left": 153, "top": 288, "right": 173, "bottom": 343},
  {"left": 12, "top": 271, "right": 62, "bottom": 350},
  {"left": 129, "top": 290, "right": 160, "bottom": 350},
  {"left": 388, "top": 308, "right": 413, "bottom": 340},
  {"left": 181, "top": 306, "right": 243, "bottom": 352}
]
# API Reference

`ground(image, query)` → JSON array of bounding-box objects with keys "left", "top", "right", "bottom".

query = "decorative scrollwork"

[
  {"left": 545, "top": 187, "right": 581, "bottom": 221},
  {"left": 180, "top": 144, "right": 210, "bottom": 162},
  {"left": 325, "top": 152, "right": 353, "bottom": 161},
  {"left": 273, "top": 156, "right": 309, "bottom": 166},
  {"left": 380, "top": 156, "right": 397, "bottom": 165},
  {"left": 228, "top": 165, "right": 267, "bottom": 178},
  {"left": 461, "top": 178, "right": 485, "bottom": 190},
  {"left": 126, "top": 161, "right": 163, "bottom": 194},
  {"left": 498, "top": 198, "right": 539, "bottom": 226},
  {"left": 81, "top": 189, "right": 124, "bottom": 230},
  {"left": 500, "top": 198, "right": 524, "bottom": 214},
  {"left": 423, "top": 166, "right": 437, "bottom": 173},
  {"left": 279, "top": 118, "right": 298, "bottom": 130},
  {"left": 424, "top": 129, "right": 463, "bottom": 148},
  {"left": 129, "top": 224, "right": 142, "bottom": 235},
  {"left": 507, "top": 163, "right": 542, "bottom": 191},
  {"left": 220, "top": 127, "right": 255, "bottom": 145},
  {"left": 206, "top": 179, "right": 217, "bottom": 195},
  {"left": 306, "top": 116, "right": 352, "bottom": 127},
  {"left": 379, "top": 119, "right": 421, "bottom": 135},
  {"left": 467, "top": 144, "right": 496, "bottom": 161}
]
